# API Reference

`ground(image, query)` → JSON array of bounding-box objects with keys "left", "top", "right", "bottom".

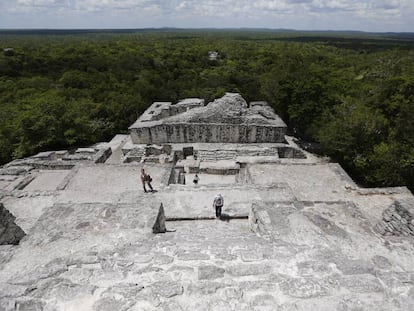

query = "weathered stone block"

[
  {"left": 280, "top": 277, "right": 332, "bottom": 298},
  {"left": 339, "top": 275, "right": 384, "bottom": 293},
  {"left": 240, "top": 250, "right": 263, "bottom": 262},
  {"left": 198, "top": 265, "right": 225, "bottom": 280},
  {"left": 334, "top": 258, "right": 375, "bottom": 275},
  {"left": 150, "top": 281, "right": 184, "bottom": 298},
  {"left": 296, "top": 261, "right": 333, "bottom": 276},
  {"left": 219, "top": 287, "right": 243, "bottom": 300},
  {"left": 227, "top": 264, "right": 271, "bottom": 276},
  {"left": 186, "top": 281, "right": 226, "bottom": 295},
  {"left": 93, "top": 297, "right": 133, "bottom": 311},
  {"left": 14, "top": 298, "right": 45, "bottom": 311},
  {"left": 393, "top": 213, "right": 402, "bottom": 220},
  {"left": 401, "top": 226, "right": 412, "bottom": 235},
  {"left": 159, "top": 301, "right": 183, "bottom": 311},
  {"left": 371, "top": 255, "right": 392, "bottom": 269},
  {"left": 176, "top": 252, "right": 210, "bottom": 261},
  {"left": 383, "top": 214, "right": 392, "bottom": 222}
]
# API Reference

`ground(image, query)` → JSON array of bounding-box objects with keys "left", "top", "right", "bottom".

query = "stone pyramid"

[{"left": 0, "top": 93, "right": 413, "bottom": 310}]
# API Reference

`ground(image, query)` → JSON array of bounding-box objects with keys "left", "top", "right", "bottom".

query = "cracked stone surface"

[{"left": 1, "top": 99, "right": 414, "bottom": 310}]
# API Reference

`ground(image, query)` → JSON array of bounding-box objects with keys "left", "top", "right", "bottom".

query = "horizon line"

[{"left": 0, "top": 27, "right": 413, "bottom": 34}]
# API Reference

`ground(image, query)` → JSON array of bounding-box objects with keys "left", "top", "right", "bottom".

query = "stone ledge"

[
  {"left": 356, "top": 187, "right": 411, "bottom": 196},
  {"left": 199, "top": 161, "right": 240, "bottom": 175},
  {"left": 166, "top": 215, "right": 248, "bottom": 221}
]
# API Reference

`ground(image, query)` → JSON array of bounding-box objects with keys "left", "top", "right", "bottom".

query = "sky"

[{"left": 0, "top": 0, "right": 413, "bottom": 32}]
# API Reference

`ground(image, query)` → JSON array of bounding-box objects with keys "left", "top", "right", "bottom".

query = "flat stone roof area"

[
  {"left": 129, "top": 93, "right": 287, "bottom": 129},
  {"left": 158, "top": 185, "right": 295, "bottom": 219},
  {"left": 1, "top": 195, "right": 55, "bottom": 233},
  {"left": 23, "top": 170, "right": 70, "bottom": 191},
  {"left": 65, "top": 164, "right": 169, "bottom": 193},
  {"left": 249, "top": 163, "right": 355, "bottom": 201}
]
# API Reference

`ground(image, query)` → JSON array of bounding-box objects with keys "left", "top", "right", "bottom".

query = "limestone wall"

[{"left": 130, "top": 123, "right": 286, "bottom": 144}]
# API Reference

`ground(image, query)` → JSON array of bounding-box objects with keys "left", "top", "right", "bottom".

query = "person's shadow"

[{"left": 219, "top": 213, "right": 231, "bottom": 222}]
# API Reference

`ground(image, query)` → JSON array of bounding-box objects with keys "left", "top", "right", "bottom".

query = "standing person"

[
  {"left": 213, "top": 194, "right": 224, "bottom": 218},
  {"left": 141, "top": 168, "right": 154, "bottom": 193},
  {"left": 193, "top": 174, "right": 199, "bottom": 185}
]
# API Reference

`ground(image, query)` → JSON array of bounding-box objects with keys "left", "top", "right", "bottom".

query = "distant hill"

[{"left": 0, "top": 28, "right": 413, "bottom": 40}]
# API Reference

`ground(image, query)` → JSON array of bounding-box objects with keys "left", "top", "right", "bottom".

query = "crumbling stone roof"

[
  {"left": 129, "top": 93, "right": 286, "bottom": 128},
  {"left": 129, "top": 93, "right": 287, "bottom": 144}
]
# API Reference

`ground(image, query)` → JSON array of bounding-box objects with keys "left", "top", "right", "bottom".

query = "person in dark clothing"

[{"left": 213, "top": 194, "right": 224, "bottom": 218}]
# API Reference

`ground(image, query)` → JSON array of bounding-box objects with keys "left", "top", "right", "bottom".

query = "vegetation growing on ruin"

[{"left": 0, "top": 30, "right": 413, "bottom": 191}]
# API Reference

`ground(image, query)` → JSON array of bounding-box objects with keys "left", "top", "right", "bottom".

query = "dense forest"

[{"left": 0, "top": 30, "right": 413, "bottom": 191}]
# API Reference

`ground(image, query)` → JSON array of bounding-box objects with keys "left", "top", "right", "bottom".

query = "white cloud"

[
  {"left": 0, "top": 0, "right": 413, "bottom": 31},
  {"left": 16, "top": 0, "right": 65, "bottom": 5},
  {"left": 75, "top": 0, "right": 158, "bottom": 10},
  {"left": 253, "top": 0, "right": 296, "bottom": 12}
]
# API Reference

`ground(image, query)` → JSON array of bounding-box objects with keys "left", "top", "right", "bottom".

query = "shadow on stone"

[{"left": 219, "top": 213, "right": 231, "bottom": 222}]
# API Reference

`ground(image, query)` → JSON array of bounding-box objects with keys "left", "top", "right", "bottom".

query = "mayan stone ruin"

[
  {"left": 129, "top": 94, "right": 287, "bottom": 144},
  {"left": 0, "top": 93, "right": 413, "bottom": 310}
]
